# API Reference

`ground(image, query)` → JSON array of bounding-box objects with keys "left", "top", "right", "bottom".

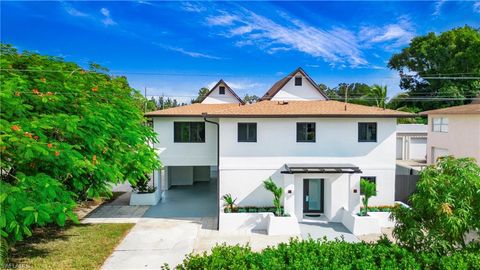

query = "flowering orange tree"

[{"left": 0, "top": 44, "right": 160, "bottom": 243}]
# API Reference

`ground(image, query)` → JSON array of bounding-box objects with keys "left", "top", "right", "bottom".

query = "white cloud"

[
  {"left": 206, "top": 14, "right": 238, "bottom": 26},
  {"left": 358, "top": 17, "right": 415, "bottom": 49},
  {"left": 100, "top": 8, "right": 116, "bottom": 26},
  {"left": 154, "top": 43, "right": 221, "bottom": 60},
  {"left": 206, "top": 8, "right": 367, "bottom": 68},
  {"left": 61, "top": 2, "right": 88, "bottom": 17},
  {"left": 474, "top": 1, "right": 480, "bottom": 13},
  {"left": 181, "top": 2, "right": 206, "bottom": 13},
  {"left": 433, "top": 0, "right": 446, "bottom": 16}
]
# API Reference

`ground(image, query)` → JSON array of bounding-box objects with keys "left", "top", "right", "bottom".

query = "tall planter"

[{"left": 267, "top": 215, "right": 301, "bottom": 236}]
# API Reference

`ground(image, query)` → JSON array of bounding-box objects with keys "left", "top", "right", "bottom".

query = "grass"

[{"left": 7, "top": 223, "right": 134, "bottom": 270}]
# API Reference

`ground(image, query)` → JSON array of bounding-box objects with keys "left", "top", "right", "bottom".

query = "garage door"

[
  {"left": 396, "top": 137, "right": 403, "bottom": 160},
  {"left": 409, "top": 138, "right": 427, "bottom": 160}
]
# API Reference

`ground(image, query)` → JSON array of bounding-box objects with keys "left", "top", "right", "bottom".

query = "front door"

[{"left": 303, "top": 178, "right": 324, "bottom": 213}]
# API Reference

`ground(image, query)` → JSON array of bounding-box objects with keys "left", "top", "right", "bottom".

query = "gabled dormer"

[
  {"left": 201, "top": 79, "right": 244, "bottom": 104},
  {"left": 260, "top": 67, "right": 328, "bottom": 101}
]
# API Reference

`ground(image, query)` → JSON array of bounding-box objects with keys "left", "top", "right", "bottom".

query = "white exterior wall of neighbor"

[
  {"left": 426, "top": 114, "right": 480, "bottom": 164},
  {"left": 202, "top": 83, "right": 241, "bottom": 104},
  {"left": 270, "top": 72, "right": 327, "bottom": 101},
  {"left": 218, "top": 117, "right": 397, "bottom": 222}
]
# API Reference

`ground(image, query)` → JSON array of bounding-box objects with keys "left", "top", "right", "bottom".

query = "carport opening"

[{"left": 148, "top": 166, "right": 218, "bottom": 222}]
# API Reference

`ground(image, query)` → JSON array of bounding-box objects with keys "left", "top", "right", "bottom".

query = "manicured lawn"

[{"left": 7, "top": 223, "right": 134, "bottom": 270}]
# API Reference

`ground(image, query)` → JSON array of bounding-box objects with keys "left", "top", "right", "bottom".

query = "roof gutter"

[{"left": 202, "top": 113, "right": 220, "bottom": 230}]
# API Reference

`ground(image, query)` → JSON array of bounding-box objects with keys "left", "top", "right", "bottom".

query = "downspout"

[{"left": 203, "top": 113, "right": 220, "bottom": 230}]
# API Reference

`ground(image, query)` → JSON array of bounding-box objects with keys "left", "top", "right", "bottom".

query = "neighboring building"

[
  {"left": 396, "top": 124, "right": 427, "bottom": 161},
  {"left": 421, "top": 103, "right": 480, "bottom": 164},
  {"left": 146, "top": 68, "right": 412, "bottom": 231}
]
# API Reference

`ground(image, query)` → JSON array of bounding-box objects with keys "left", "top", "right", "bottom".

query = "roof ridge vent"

[{"left": 277, "top": 101, "right": 289, "bottom": 105}]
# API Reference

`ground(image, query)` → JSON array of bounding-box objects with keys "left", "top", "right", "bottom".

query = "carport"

[{"left": 143, "top": 166, "right": 218, "bottom": 219}]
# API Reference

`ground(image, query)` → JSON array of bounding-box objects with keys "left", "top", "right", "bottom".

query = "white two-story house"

[{"left": 146, "top": 68, "right": 411, "bottom": 232}]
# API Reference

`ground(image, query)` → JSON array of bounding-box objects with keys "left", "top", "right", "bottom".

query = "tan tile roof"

[
  {"left": 146, "top": 100, "right": 413, "bottom": 118},
  {"left": 145, "top": 103, "right": 242, "bottom": 117},
  {"left": 420, "top": 103, "right": 480, "bottom": 115}
]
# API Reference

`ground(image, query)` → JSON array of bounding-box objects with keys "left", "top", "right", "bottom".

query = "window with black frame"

[
  {"left": 238, "top": 123, "right": 257, "bottom": 142},
  {"left": 174, "top": 122, "right": 205, "bottom": 143},
  {"left": 294, "top": 77, "right": 302, "bottom": 86},
  {"left": 358, "top": 122, "right": 377, "bottom": 142},
  {"left": 297, "top": 122, "right": 316, "bottom": 142},
  {"left": 219, "top": 86, "right": 225, "bottom": 95}
]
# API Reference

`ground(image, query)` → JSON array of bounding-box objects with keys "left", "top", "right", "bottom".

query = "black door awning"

[{"left": 281, "top": 163, "right": 362, "bottom": 174}]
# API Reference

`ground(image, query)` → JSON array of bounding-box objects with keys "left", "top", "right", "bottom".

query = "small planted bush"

[
  {"left": 263, "top": 178, "right": 284, "bottom": 216},
  {"left": 359, "top": 179, "right": 377, "bottom": 216},
  {"left": 131, "top": 175, "right": 156, "bottom": 193},
  {"left": 222, "top": 194, "right": 237, "bottom": 213}
]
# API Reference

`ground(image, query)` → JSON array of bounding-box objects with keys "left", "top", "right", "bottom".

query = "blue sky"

[{"left": 2, "top": 1, "right": 479, "bottom": 102}]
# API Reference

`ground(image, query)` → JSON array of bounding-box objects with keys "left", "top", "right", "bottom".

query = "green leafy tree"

[
  {"left": 0, "top": 44, "right": 160, "bottom": 243},
  {"left": 360, "top": 179, "right": 377, "bottom": 216},
  {"left": 365, "top": 84, "right": 388, "bottom": 108},
  {"left": 323, "top": 83, "right": 376, "bottom": 106},
  {"left": 191, "top": 87, "right": 210, "bottom": 104},
  {"left": 388, "top": 26, "right": 480, "bottom": 111},
  {"left": 263, "top": 178, "right": 283, "bottom": 216},
  {"left": 391, "top": 156, "right": 480, "bottom": 254},
  {"left": 243, "top": 94, "right": 259, "bottom": 104}
]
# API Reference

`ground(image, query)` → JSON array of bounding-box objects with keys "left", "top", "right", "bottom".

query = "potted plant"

[
  {"left": 129, "top": 174, "right": 160, "bottom": 205},
  {"left": 222, "top": 193, "right": 237, "bottom": 213},
  {"left": 263, "top": 178, "right": 300, "bottom": 235},
  {"left": 359, "top": 178, "right": 377, "bottom": 216}
]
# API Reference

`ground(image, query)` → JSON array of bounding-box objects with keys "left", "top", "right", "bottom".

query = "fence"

[{"left": 395, "top": 175, "right": 419, "bottom": 203}]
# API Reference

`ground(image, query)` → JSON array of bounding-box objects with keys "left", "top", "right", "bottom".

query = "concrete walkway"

[
  {"left": 299, "top": 221, "right": 358, "bottom": 242},
  {"left": 102, "top": 218, "right": 207, "bottom": 269}
]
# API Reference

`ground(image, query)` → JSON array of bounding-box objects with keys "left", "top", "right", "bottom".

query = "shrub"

[
  {"left": 221, "top": 194, "right": 236, "bottom": 213},
  {"left": 170, "top": 238, "right": 480, "bottom": 270},
  {"left": 131, "top": 174, "right": 156, "bottom": 193},
  {"left": 263, "top": 178, "right": 283, "bottom": 216},
  {"left": 360, "top": 179, "right": 377, "bottom": 216},
  {"left": 391, "top": 156, "right": 480, "bottom": 254}
]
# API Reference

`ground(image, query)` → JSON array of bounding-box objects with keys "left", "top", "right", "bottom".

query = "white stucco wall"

[
  {"left": 426, "top": 114, "right": 480, "bottom": 164},
  {"left": 152, "top": 117, "right": 218, "bottom": 166},
  {"left": 202, "top": 83, "right": 242, "bottom": 104},
  {"left": 218, "top": 117, "right": 397, "bottom": 221},
  {"left": 270, "top": 72, "right": 326, "bottom": 101}
]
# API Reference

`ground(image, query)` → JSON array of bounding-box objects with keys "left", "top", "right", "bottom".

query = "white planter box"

[
  {"left": 267, "top": 215, "right": 301, "bottom": 236},
  {"left": 368, "top": 212, "right": 395, "bottom": 228},
  {"left": 129, "top": 190, "right": 161, "bottom": 206},
  {"left": 342, "top": 211, "right": 381, "bottom": 235},
  {"left": 219, "top": 212, "right": 271, "bottom": 232}
]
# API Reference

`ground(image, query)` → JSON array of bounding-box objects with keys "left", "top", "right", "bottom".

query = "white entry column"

[{"left": 283, "top": 174, "right": 295, "bottom": 217}]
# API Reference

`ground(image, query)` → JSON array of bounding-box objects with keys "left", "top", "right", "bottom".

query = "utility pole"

[
  {"left": 144, "top": 86, "right": 147, "bottom": 113},
  {"left": 344, "top": 84, "right": 348, "bottom": 111}
]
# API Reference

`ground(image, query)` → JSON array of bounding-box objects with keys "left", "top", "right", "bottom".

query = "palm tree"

[{"left": 366, "top": 84, "right": 388, "bottom": 108}]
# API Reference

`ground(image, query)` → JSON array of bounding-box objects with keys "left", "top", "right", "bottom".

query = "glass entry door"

[{"left": 303, "top": 179, "right": 324, "bottom": 213}]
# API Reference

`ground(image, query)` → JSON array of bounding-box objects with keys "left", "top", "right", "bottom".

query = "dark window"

[
  {"left": 360, "top": 176, "right": 376, "bottom": 195},
  {"left": 238, "top": 123, "right": 257, "bottom": 142},
  {"left": 297, "top": 122, "right": 315, "bottom": 142},
  {"left": 358, "top": 122, "right": 377, "bottom": 142},
  {"left": 219, "top": 86, "right": 225, "bottom": 95},
  {"left": 174, "top": 122, "right": 205, "bottom": 143},
  {"left": 294, "top": 77, "right": 302, "bottom": 86}
]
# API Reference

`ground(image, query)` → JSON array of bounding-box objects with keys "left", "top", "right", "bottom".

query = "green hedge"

[{"left": 171, "top": 238, "right": 480, "bottom": 270}]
